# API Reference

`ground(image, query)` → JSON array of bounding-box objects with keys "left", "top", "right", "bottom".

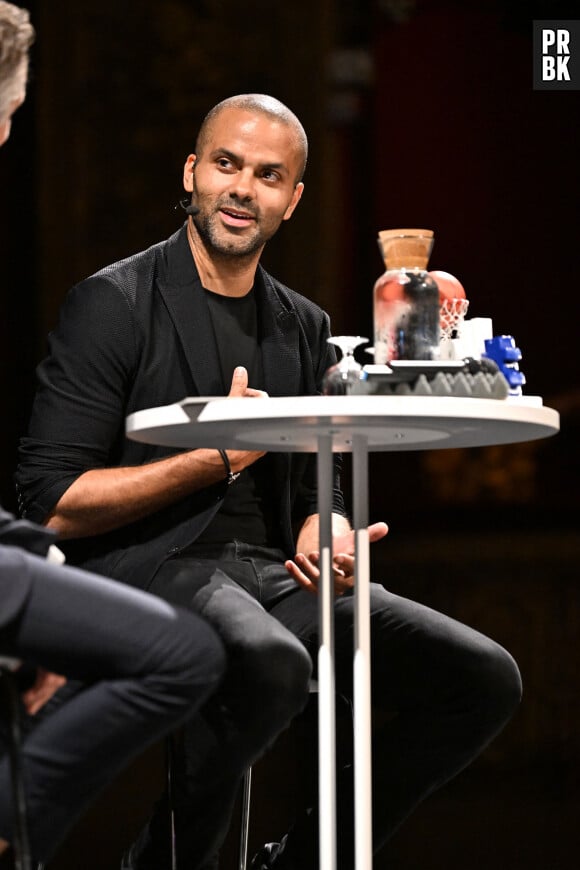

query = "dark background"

[{"left": 1, "top": 1, "right": 579, "bottom": 868}]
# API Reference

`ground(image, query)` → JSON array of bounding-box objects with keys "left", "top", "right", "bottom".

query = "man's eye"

[
  {"left": 262, "top": 170, "right": 279, "bottom": 182},
  {"left": 217, "top": 158, "right": 233, "bottom": 169}
]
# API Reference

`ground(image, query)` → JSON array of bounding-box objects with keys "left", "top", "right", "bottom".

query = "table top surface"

[{"left": 126, "top": 395, "right": 560, "bottom": 453}]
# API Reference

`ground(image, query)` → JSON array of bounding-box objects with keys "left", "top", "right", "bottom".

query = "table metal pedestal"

[{"left": 127, "top": 394, "right": 559, "bottom": 870}]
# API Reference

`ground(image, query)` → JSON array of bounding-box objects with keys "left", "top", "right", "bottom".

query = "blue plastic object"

[{"left": 483, "top": 335, "right": 526, "bottom": 395}]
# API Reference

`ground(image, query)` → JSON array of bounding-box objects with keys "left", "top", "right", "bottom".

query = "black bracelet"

[{"left": 217, "top": 449, "right": 240, "bottom": 486}]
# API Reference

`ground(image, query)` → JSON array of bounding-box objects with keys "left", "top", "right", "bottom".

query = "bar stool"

[
  {"left": 237, "top": 765, "right": 253, "bottom": 870},
  {"left": 166, "top": 680, "right": 319, "bottom": 870},
  {"left": 0, "top": 658, "right": 33, "bottom": 870},
  {"left": 165, "top": 736, "right": 178, "bottom": 870},
  {"left": 237, "top": 679, "right": 319, "bottom": 870},
  {"left": 165, "top": 736, "right": 254, "bottom": 870}
]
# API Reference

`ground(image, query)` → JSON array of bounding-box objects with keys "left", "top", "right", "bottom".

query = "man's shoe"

[
  {"left": 119, "top": 846, "right": 136, "bottom": 870},
  {"left": 250, "top": 842, "right": 280, "bottom": 869},
  {"left": 250, "top": 837, "right": 297, "bottom": 870},
  {"left": 120, "top": 840, "right": 218, "bottom": 869},
  {"left": 119, "top": 845, "right": 160, "bottom": 870}
]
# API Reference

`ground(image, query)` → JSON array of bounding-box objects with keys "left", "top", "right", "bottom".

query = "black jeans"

[
  {"left": 0, "top": 546, "right": 225, "bottom": 863},
  {"left": 135, "top": 541, "right": 522, "bottom": 870}
]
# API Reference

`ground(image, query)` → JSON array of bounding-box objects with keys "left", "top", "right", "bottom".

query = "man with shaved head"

[
  {"left": 196, "top": 94, "right": 309, "bottom": 182},
  {"left": 18, "top": 93, "right": 521, "bottom": 869}
]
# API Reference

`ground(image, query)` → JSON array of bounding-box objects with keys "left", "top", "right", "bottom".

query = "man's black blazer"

[{"left": 16, "top": 225, "right": 345, "bottom": 590}]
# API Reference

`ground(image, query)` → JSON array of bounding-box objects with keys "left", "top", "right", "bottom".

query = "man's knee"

[
  {"left": 157, "top": 609, "right": 227, "bottom": 700},
  {"left": 476, "top": 642, "right": 522, "bottom": 727},
  {"left": 242, "top": 635, "right": 312, "bottom": 725}
]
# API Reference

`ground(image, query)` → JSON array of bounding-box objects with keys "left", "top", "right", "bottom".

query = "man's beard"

[
  {"left": 193, "top": 209, "right": 267, "bottom": 259},
  {"left": 190, "top": 187, "right": 282, "bottom": 258}
]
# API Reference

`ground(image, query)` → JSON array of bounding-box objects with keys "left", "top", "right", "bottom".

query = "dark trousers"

[
  {"left": 0, "top": 546, "right": 226, "bottom": 863},
  {"left": 132, "top": 541, "right": 522, "bottom": 870}
]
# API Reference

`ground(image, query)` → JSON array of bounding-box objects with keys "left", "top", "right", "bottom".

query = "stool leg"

[
  {"left": 0, "top": 668, "right": 33, "bottom": 870},
  {"left": 165, "top": 737, "right": 177, "bottom": 870},
  {"left": 238, "top": 767, "right": 252, "bottom": 870}
]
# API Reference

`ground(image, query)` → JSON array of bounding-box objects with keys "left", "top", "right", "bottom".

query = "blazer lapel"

[
  {"left": 156, "top": 226, "right": 224, "bottom": 397},
  {"left": 254, "top": 267, "right": 299, "bottom": 543},
  {"left": 256, "top": 266, "right": 301, "bottom": 398},
  {"left": 156, "top": 232, "right": 302, "bottom": 399}
]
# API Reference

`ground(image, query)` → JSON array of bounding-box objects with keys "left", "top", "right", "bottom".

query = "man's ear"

[
  {"left": 283, "top": 182, "right": 304, "bottom": 222},
  {"left": 183, "top": 154, "right": 197, "bottom": 192}
]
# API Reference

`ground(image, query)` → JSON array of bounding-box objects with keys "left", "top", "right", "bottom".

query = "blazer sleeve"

[{"left": 16, "top": 276, "right": 138, "bottom": 524}]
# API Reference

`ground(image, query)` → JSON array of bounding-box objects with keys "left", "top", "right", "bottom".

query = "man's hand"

[
  {"left": 222, "top": 366, "right": 268, "bottom": 473},
  {"left": 22, "top": 669, "right": 67, "bottom": 715},
  {"left": 228, "top": 365, "right": 268, "bottom": 401},
  {"left": 286, "top": 521, "right": 388, "bottom": 595}
]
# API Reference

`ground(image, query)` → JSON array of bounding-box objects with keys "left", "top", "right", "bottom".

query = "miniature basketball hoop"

[{"left": 440, "top": 297, "right": 469, "bottom": 341}]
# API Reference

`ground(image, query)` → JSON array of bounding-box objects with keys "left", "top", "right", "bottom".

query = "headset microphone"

[{"left": 176, "top": 198, "right": 200, "bottom": 217}]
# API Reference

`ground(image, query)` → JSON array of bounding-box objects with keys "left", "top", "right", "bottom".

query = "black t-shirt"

[
  {"left": 205, "top": 288, "right": 263, "bottom": 390},
  {"left": 193, "top": 288, "right": 282, "bottom": 548}
]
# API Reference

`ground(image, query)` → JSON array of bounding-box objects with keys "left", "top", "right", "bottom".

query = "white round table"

[
  {"left": 127, "top": 394, "right": 559, "bottom": 870},
  {"left": 126, "top": 394, "right": 559, "bottom": 453}
]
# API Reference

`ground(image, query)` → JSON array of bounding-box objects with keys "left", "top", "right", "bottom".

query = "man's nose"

[{"left": 229, "top": 168, "right": 256, "bottom": 200}]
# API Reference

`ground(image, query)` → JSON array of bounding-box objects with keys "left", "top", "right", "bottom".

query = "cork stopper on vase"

[{"left": 378, "top": 229, "right": 434, "bottom": 270}]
